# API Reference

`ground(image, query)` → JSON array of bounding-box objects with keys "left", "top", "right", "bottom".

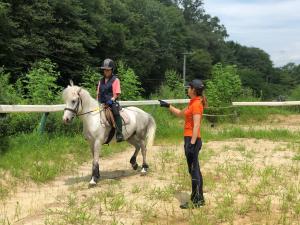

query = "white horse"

[{"left": 62, "top": 84, "right": 156, "bottom": 185}]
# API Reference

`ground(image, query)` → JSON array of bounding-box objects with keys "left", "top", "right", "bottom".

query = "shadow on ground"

[{"left": 65, "top": 168, "right": 139, "bottom": 185}]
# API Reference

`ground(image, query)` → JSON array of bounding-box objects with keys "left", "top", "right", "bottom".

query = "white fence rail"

[
  {"left": 0, "top": 99, "right": 190, "bottom": 113},
  {"left": 232, "top": 101, "right": 300, "bottom": 106},
  {"left": 1, "top": 100, "right": 300, "bottom": 113}
]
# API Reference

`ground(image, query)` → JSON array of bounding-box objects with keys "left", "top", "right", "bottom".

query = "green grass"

[
  {"left": 0, "top": 132, "right": 129, "bottom": 183},
  {"left": 203, "top": 127, "right": 300, "bottom": 142},
  {"left": 292, "top": 155, "right": 300, "bottom": 160},
  {"left": 237, "top": 106, "right": 298, "bottom": 122}
]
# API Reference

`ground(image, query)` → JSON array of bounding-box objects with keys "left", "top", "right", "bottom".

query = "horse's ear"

[
  {"left": 69, "top": 80, "right": 74, "bottom": 86},
  {"left": 77, "top": 87, "right": 82, "bottom": 95}
]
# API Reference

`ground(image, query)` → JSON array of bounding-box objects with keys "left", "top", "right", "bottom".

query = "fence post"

[{"left": 38, "top": 112, "right": 49, "bottom": 134}]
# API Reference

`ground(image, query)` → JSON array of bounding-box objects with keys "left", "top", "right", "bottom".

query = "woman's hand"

[
  {"left": 187, "top": 143, "right": 196, "bottom": 155},
  {"left": 158, "top": 100, "right": 170, "bottom": 108}
]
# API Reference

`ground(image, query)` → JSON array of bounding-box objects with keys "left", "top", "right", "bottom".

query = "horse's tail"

[{"left": 146, "top": 115, "right": 156, "bottom": 149}]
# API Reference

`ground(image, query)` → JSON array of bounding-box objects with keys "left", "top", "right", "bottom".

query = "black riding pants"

[
  {"left": 184, "top": 136, "right": 203, "bottom": 197},
  {"left": 110, "top": 102, "right": 120, "bottom": 116}
]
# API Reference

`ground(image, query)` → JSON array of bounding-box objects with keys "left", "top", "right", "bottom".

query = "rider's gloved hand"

[
  {"left": 158, "top": 100, "right": 170, "bottom": 108},
  {"left": 106, "top": 99, "right": 113, "bottom": 106}
]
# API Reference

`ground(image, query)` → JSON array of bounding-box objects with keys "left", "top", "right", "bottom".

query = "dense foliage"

[
  {"left": 0, "top": 0, "right": 300, "bottom": 104},
  {"left": 206, "top": 63, "right": 242, "bottom": 107}
]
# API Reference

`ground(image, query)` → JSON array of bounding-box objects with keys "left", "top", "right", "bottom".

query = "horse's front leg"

[{"left": 89, "top": 139, "right": 100, "bottom": 186}]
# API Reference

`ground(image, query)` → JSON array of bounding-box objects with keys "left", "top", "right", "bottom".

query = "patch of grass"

[
  {"left": 0, "top": 184, "right": 9, "bottom": 200},
  {"left": 157, "top": 147, "right": 177, "bottom": 172},
  {"left": 0, "top": 132, "right": 129, "bottom": 183},
  {"left": 204, "top": 127, "right": 300, "bottom": 142},
  {"left": 292, "top": 155, "right": 300, "bottom": 160},
  {"left": 237, "top": 106, "right": 295, "bottom": 123},
  {"left": 215, "top": 163, "right": 238, "bottom": 183},
  {"left": 239, "top": 163, "right": 255, "bottom": 180},
  {"left": 199, "top": 148, "right": 215, "bottom": 162},
  {"left": 234, "top": 144, "right": 246, "bottom": 152},
  {"left": 215, "top": 193, "right": 235, "bottom": 223},
  {"left": 174, "top": 157, "right": 190, "bottom": 191},
  {"left": 135, "top": 203, "right": 158, "bottom": 223},
  {"left": 131, "top": 184, "right": 142, "bottom": 194},
  {"left": 0, "top": 133, "right": 89, "bottom": 182},
  {"left": 238, "top": 196, "right": 254, "bottom": 216},
  {"left": 189, "top": 208, "right": 213, "bottom": 225},
  {"left": 107, "top": 193, "right": 126, "bottom": 212},
  {"left": 147, "top": 185, "right": 176, "bottom": 202},
  {"left": 45, "top": 194, "right": 96, "bottom": 225}
]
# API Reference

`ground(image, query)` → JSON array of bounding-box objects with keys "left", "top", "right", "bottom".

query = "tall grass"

[{"left": 0, "top": 132, "right": 129, "bottom": 183}]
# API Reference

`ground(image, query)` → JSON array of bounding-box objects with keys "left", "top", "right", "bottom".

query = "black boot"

[
  {"left": 115, "top": 115, "right": 124, "bottom": 142},
  {"left": 180, "top": 194, "right": 205, "bottom": 209}
]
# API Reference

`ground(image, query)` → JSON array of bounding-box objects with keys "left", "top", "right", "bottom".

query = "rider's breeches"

[
  {"left": 110, "top": 103, "right": 122, "bottom": 132},
  {"left": 111, "top": 103, "right": 120, "bottom": 116}
]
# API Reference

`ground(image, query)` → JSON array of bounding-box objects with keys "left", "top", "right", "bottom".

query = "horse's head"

[{"left": 62, "top": 83, "right": 83, "bottom": 124}]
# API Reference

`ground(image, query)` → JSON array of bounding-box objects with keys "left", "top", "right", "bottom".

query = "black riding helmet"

[
  {"left": 189, "top": 79, "right": 204, "bottom": 90},
  {"left": 100, "top": 58, "right": 115, "bottom": 71}
]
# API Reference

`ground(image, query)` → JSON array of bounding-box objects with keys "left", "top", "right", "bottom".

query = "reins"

[{"left": 64, "top": 93, "right": 103, "bottom": 117}]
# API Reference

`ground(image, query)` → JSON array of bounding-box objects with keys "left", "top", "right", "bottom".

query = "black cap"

[
  {"left": 100, "top": 58, "right": 115, "bottom": 71},
  {"left": 189, "top": 79, "right": 204, "bottom": 89}
]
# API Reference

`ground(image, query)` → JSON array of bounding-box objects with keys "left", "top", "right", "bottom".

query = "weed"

[
  {"left": 131, "top": 184, "right": 142, "bottom": 194},
  {"left": 45, "top": 194, "right": 96, "bottom": 225},
  {"left": 135, "top": 203, "right": 158, "bottom": 223},
  {"left": 108, "top": 193, "right": 126, "bottom": 212},
  {"left": 292, "top": 155, "right": 300, "bottom": 160},
  {"left": 215, "top": 193, "right": 235, "bottom": 223},
  {"left": 147, "top": 185, "right": 176, "bottom": 202}
]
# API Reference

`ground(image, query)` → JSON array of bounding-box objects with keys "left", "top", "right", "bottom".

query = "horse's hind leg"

[
  {"left": 127, "top": 136, "right": 140, "bottom": 170},
  {"left": 140, "top": 141, "right": 149, "bottom": 175}
]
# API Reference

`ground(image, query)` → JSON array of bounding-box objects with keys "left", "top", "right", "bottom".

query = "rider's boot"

[{"left": 115, "top": 115, "right": 124, "bottom": 142}]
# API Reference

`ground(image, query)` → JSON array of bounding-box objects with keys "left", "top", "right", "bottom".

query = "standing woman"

[{"left": 159, "top": 79, "right": 206, "bottom": 209}]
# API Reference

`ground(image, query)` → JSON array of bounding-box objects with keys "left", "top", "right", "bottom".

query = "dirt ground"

[{"left": 1, "top": 115, "right": 300, "bottom": 225}]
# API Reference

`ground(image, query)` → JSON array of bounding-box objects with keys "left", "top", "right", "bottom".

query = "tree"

[
  {"left": 187, "top": 49, "right": 213, "bottom": 80},
  {"left": 0, "top": 0, "right": 97, "bottom": 83},
  {"left": 81, "top": 66, "right": 101, "bottom": 97},
  {"left": 206, "top": 63, "right": 242, "bottom": 106},
  {"left": 117, "top": 61, "right": 143, "bottom": 100},
  {"left": 24, "top": 59, "right": 60, "bottom": 104}
]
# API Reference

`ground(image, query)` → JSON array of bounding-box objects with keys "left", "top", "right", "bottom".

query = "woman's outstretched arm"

[{"left": 169, "top": 105, "right": 187, "bottom": 117}]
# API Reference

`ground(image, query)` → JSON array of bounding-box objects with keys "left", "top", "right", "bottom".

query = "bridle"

[
  {"left": 64, "top": 93, "right": 102, "bottom": 117},
  {"left": 64, "top": 96, "right": 83, "bottom": 117}
]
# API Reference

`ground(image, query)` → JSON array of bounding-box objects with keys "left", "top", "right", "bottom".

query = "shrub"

[
  {"left": 24, "top": 58, "right": 60, "bottom": 104},
  {"left": 152, "top": 69, "right": 185, "bottom": 99},
  {"left": 117, "top": 61, "right": 143, "bottom": 100},
  {"left": 206, "top": 63, "right": 242, "bottom": 107},
  {"left": 0, "top": 67, "right": 20, "bottom": 104},
  {"left": 80, "top": 66, "right": 100, "bottom": 97}
]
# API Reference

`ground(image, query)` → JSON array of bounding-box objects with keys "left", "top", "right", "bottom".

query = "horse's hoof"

[
  {"left": 141, "top": 167, "right": 147, "bottom": 176},
  {"left": 132, "top": 163, "right": 138, "bottom": 170},
  {"left": 88, "top": 177, "right": 97, "bottom": 187}
]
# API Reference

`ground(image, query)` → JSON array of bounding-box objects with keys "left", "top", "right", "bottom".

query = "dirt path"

[{"left": 0, "top": 145, "right": 188, "bottom": 225}]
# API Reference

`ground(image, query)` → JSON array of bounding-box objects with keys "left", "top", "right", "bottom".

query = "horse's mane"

[{"left": 62, "top": 85, "right": 97, "bottom": 105}]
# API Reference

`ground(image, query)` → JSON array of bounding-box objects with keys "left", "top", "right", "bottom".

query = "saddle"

[
  {"left": 100, "top": 106, "right": 130, "bottom": 145},
  {"left": 100, "top": 107, "right": 130, "bottom": 128}
]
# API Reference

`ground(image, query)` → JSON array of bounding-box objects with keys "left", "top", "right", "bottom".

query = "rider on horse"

[{"left": 97, "top": 58, "right": 124, "bottom": 142}]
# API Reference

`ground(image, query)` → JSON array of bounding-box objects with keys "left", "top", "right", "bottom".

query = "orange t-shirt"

[{"left": 184, "top": 96, "right": 204, "bottom": 137}]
